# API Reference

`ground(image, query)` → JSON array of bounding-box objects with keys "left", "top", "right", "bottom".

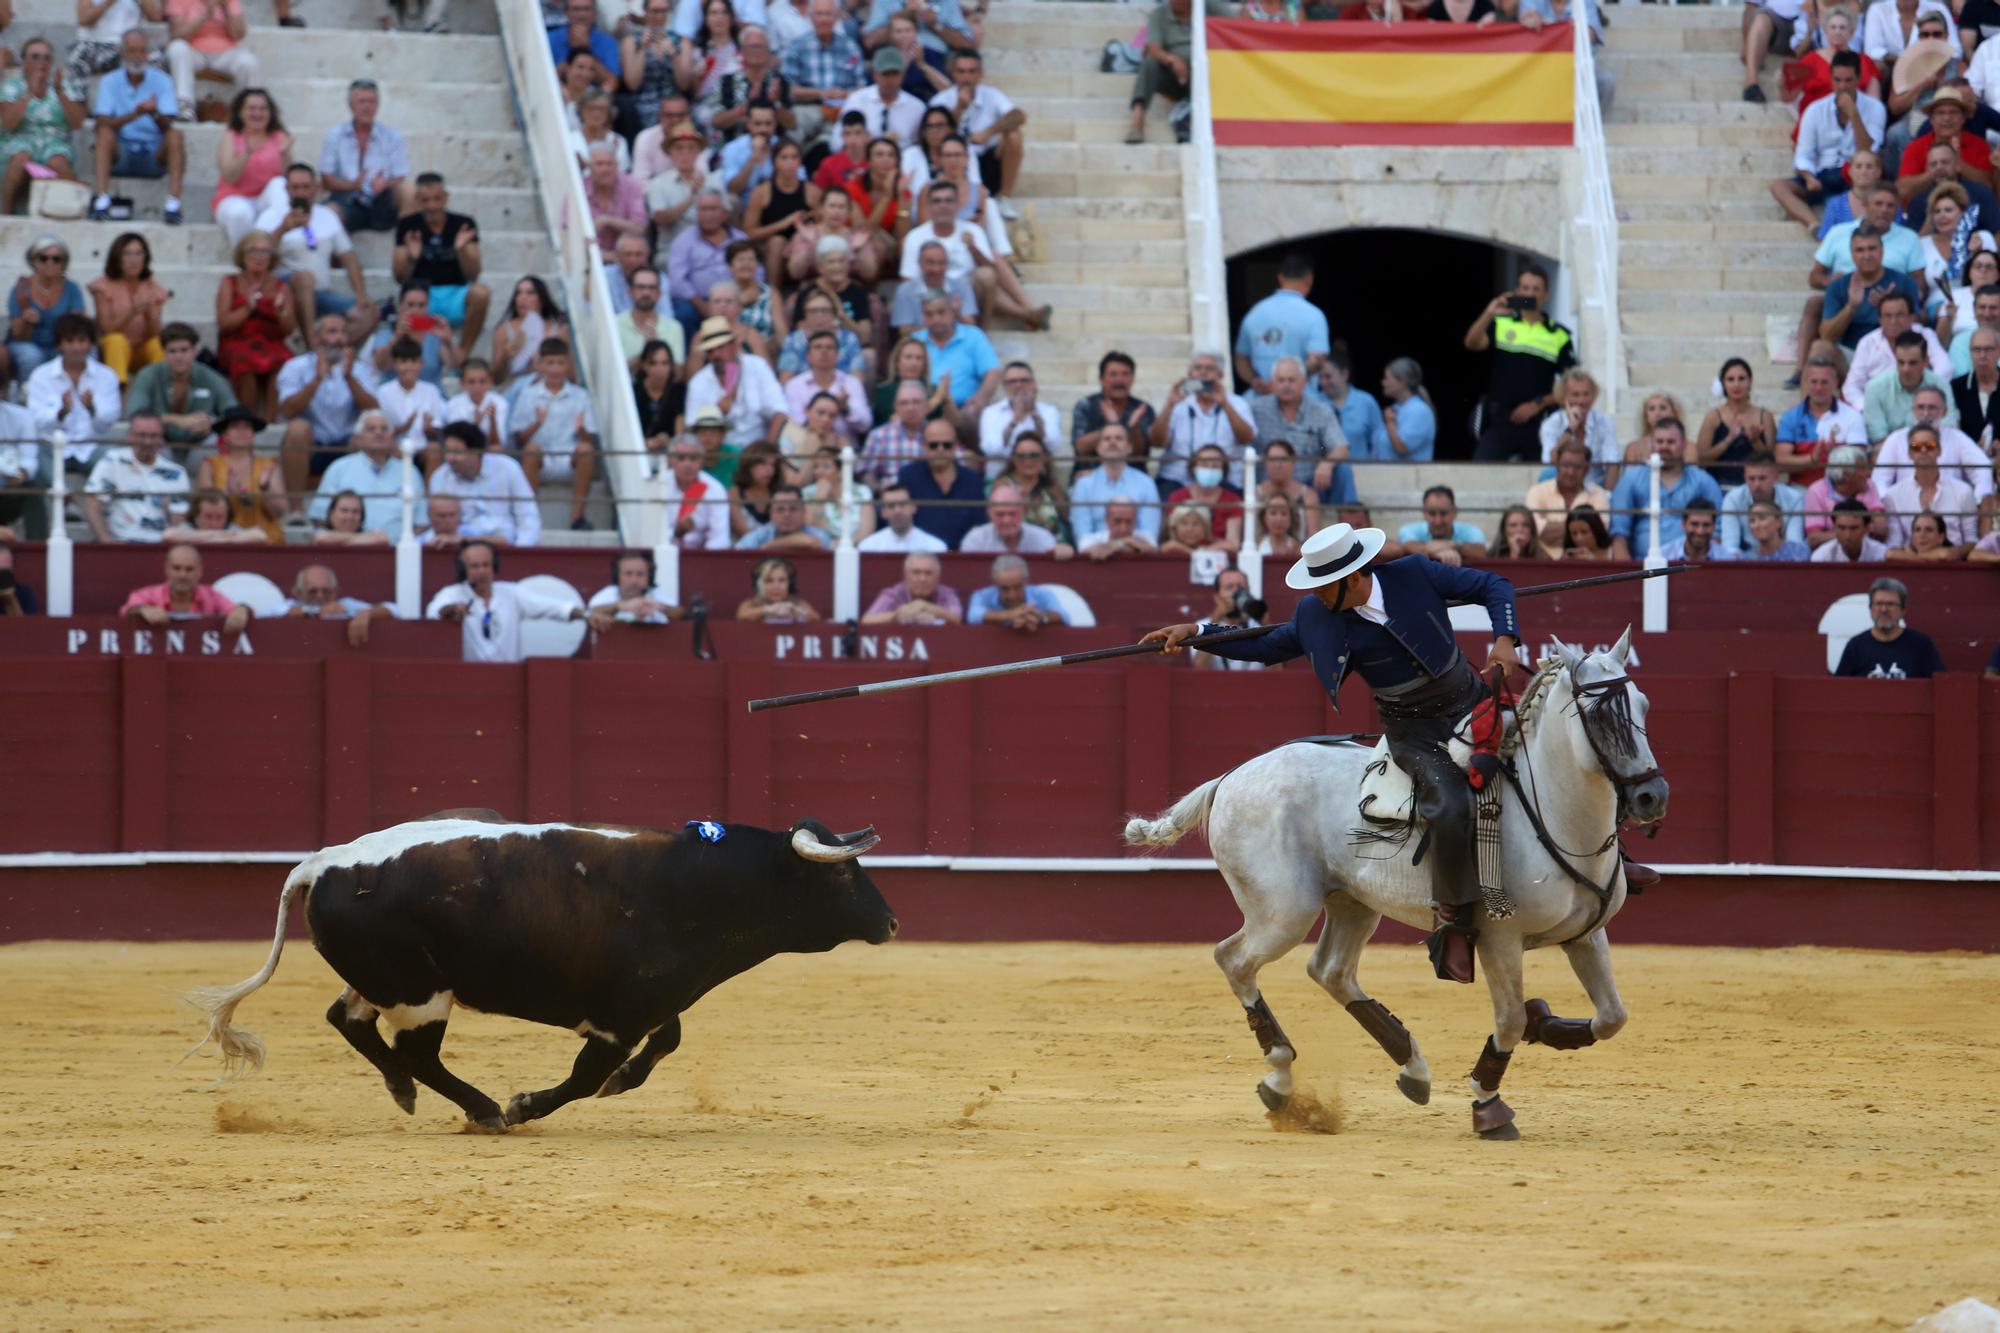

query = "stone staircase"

[
  {"left": 1602, "top": 3, "right": 1805, "bottom": 424},
  {"left": 8, "top": 0, "right": 621, "bottom": 540},
  {"left": 980, "top": 0, "right": 1195, "bottom": 424}
]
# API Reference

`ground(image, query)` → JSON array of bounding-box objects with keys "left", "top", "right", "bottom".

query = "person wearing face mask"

[{"left": 1163, "top": 444, "right": 1245, "bottom": 547}]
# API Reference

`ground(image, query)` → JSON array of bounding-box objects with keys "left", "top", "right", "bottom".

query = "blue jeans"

[{"left": 7, "top": 340, "right": 54, "bottom": 382}]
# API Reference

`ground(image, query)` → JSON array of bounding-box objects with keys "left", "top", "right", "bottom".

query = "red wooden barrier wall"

[{"left": 2, "top": 643, "right": 1992, "bottom": 869}]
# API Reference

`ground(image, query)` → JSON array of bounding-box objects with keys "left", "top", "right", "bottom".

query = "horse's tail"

[
  {"left": 179, "top": 860, "right": 314, "bottom": 1079},
  {"left": 1124, "top": 777, "right": 1223, "bottom": 848}
]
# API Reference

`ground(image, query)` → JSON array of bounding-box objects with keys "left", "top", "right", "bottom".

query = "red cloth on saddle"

[{"left": 1463, "top": 692, "right": 1505, "bottom": 791}]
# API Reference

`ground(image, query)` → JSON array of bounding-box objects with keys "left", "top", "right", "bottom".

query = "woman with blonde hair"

[
  {"left": 1255, "top": 492, "right": 1302, "bottom": 556},
  {"left": 1622, "top": 391, "right": 1684, "bottom": 473},
  {"left": 1918, "top": 182, "right": 1994, "bottom": 320},
  {"left": 1161, "top": 502, "right": 1228, "bottom": 554},
  {"left": 873, "top": 333, "right": 953, "bottom": 427},
  {"left": 736, "top": 555, "right": 820, "bottom": 622},
  {"left": 1379, "top": 356, "right": 1436, "bottom": 460},
  {"left": 215, "top": 229, "right": 294, "bottom": 420}
]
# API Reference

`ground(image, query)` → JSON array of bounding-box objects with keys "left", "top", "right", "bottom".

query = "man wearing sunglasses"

[{"left": 426, "top": 539, "right": 588, "bottom": 664}]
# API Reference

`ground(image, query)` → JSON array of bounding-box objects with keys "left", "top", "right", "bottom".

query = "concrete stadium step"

[
  {"left": 1615, "top": 238, "right": 1809, "bottom": 269},
  {"left": 1606, "top": 100, "right": 1786, "bottom": 126},
  {"left": 1015, "top": 169, "right": 1181, "bottom": 199},
  {"left": 1607, "top": 146, "right": 1791, "bottom": 176},
  {"left": 1601, "top": 50, "right": 1765, "bottom": 76},
  {"left": 1630, "top": 359, "right": 1787, "bottom": 388},
  {"left": 170, "top": 124, "right": 534, "bottom": 191},
  {"left": 1626, "top": 332, "right": 1791, "bottom": 365},
  {"left": 1604, "top": 123, "right": 1793, "bottom": 149},
  {"left": 1625, "top": 287, "right": 1810, "bottom": 314},
  {"left": 1624, "top": 265, "right": 1798, "bottom": 292},
  {"left": 1600, "top": 3, "right": 1741, "bottom": 26},
  {"left": 1012, "top": 195, "right": 1184, "bottom": 222},
  {"left": 1002, "top": 142, "right": 1180, "bottom": 174},
  {"left": 1623, "top": 219, "right": 1814, "bottom": 244},
  {"left": 1615, "top": 75, "right": 1774, "bottom": 102},
  {"left": 1621, "top": 309, "right": 1790, "bottom": 338},
  {"left": 1613, "top": 172, "right": 1784, "bottom": 202},
  {"left": 1621, "top": 197, "right": 1804, "bottom": 222},
  {"left": 984, "top": 5, "right": 1150, "bottom": 49}
]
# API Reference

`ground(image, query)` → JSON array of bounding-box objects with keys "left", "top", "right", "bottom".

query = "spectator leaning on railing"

[
  {"left": 861, "top": 550, "right": 963, "bottom": 625},
  {"left": 283, "top": 563, "right": 393, "bottom": 649},
  {"left": 428, "top": 539, "right": 587, "bottom": 665},
  {"left": 967, "top": 552, "right": 1067, "bottom": 631},
  {"left": 121, "top": 542, "right": 250, "bottom": 633}
]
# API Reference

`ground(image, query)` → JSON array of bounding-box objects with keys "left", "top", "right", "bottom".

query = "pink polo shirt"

[{"left": 120, "top": 583, "right": 237, "bottom": 616}]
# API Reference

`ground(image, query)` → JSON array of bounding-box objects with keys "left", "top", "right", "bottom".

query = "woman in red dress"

[{"left": 214, "top": 229, "right": 296, "bottom": 420}]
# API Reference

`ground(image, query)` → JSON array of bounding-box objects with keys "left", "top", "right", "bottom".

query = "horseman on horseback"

[{"left": 1141, "top": 522, "right": 1520, "bottom": 986}]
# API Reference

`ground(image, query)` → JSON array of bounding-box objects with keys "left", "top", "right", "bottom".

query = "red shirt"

[
  {"left": 1900, "top": 129, "right": 1993, "bottom": 180},
  {"left": 811, "top": 152, "right": 863, "bottom": 194},
  {"left": 1165, "top": 485, "right": 1245, "bottom": 542}
]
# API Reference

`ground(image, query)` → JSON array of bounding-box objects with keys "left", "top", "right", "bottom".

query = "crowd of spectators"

[{"left": 1726, "top": 0, "right": 2000, "bottom": 568}]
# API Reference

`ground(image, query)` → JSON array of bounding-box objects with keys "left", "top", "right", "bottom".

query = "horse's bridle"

[
  {"left": 1568, "top": 673, "right": 1664, "bottom": 825},
  {"left": 1501, "top": 665, "right": 1662, "bottom": 944}
]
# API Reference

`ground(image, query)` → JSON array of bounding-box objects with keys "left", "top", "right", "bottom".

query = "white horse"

[{"left": 1124, "top": 630, "right": 1669, "bottom": 1139}]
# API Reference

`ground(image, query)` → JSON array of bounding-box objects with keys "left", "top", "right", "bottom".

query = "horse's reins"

[{"left": 1499, "top": 663, "right": 1652, "bottom": 943}]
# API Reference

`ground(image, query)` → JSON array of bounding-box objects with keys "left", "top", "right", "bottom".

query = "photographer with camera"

[
  {"left": 1195, "top": 566, "right": 1267, "bottom": 672},
  {"left": 1464, "top": 264, "right": 1575, "bottom": 463},
  {"left": 1150, "top": 351, "right": 1253, "bottom": 490}
]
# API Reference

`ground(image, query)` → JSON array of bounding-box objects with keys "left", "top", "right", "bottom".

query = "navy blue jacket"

[{"left": 1198, "top": 556, "right": 1520, "bottom": 708}]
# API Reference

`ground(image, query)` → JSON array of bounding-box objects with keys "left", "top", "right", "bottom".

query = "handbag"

[{"left": 29, "top": 179, "right": 89, "bottom": 221}]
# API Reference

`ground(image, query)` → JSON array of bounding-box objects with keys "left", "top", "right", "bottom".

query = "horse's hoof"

[
  {"left": 1478, "top": 1122, "right": 1521, "bottom": 1141},
  {"left": 595, "top": 1071, "right": 627, "bottom": 1098},
  {"left": 388, "top": 1080, "right": 416, "bottom": 1114},
  {"left": 466, "top": 1114, "right": 508, "bottom": 1134},
  {"left": 502, "top": 1093, "right": 535, "bottom": 1126},
  {"left": 1396, "top": 1074, "right": 1431, "bottom": 1106},
  {"left": 1256, "top": 1081, "right": 1290, "bottom": 1113}
]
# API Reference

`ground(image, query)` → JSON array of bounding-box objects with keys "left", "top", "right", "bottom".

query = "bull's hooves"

[
  {"left": 466, "top": 1114, "right": 508, "bottom": 1134},
  {"left": 502, "top": 1094, "right": 535, "bottom": 1126},
  {"left": 389, "top": 1085, "right": 416, "bottom": 1114},
  {"left": 1478, "top": 1122, "right": 1522, "bottom": 1141},
  {"left": 1256, "top": 1082, "right": 1290, "bottom": 1113},
  {"left": 1396, "top": 1074, "right": 1432, "bottom": 1106}
]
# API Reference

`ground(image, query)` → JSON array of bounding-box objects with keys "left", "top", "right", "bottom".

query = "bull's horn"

[
  {"left": 834, "top": 825, "right": 877, "bottom": 846},
  {"left": 792, "top": 827, "right": 874, "bottom": 862}
]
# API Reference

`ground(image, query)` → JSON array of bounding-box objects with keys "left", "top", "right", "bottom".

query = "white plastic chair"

[
  {"left": 517, "top": 573, "right": 588, "bottom": 658},
  {"left": 1817, "top": 593, "right": 1873, "bottom": 673},
  {"left": 1039, "top": 582, "right": 1097, "bottom": 628},
  {"left": 212, "top": 570, "right": 286, "bottom": 618}
]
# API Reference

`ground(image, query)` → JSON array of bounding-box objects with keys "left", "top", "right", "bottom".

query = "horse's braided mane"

[{"left": 1499, "top": 656, "right": 1565, "bottom": 760}]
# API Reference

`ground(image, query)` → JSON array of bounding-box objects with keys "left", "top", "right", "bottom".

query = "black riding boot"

[{"left": 1427, "top": 902, "right": 1479, "bottom": 984}]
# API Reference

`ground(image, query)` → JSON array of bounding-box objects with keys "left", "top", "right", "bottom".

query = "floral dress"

[{"left": 0, "top": 73, "right": 79, "bottom": 165}]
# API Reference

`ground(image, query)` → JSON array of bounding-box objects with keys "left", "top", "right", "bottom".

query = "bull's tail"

[
  {"left": 1123, "top": 777, "right": 1223, "bottom": 848},
  {"left": 180, "top": 860, "right": 313, "bottom": 1079}
]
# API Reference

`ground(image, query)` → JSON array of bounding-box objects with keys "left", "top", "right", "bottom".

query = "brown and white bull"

[{"left": 184, "top": 813, "right": 896, "bottom": 1132}]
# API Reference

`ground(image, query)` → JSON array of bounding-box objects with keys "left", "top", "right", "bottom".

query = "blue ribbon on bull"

[{"left": 685, "top": 820, "right": 726, "bottom": 843}]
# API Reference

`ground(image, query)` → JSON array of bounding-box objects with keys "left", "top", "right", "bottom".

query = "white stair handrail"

[
  {"left": 496, "top": 0, "right": 653, "bottom": 545},
  {"left": 1571, "top": 9, "right": 1623, "bottom": 422}
]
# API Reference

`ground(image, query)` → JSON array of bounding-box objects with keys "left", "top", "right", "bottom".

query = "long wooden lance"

[{"left": 745, "top": 564, "right": 1702, "bottom": 713}]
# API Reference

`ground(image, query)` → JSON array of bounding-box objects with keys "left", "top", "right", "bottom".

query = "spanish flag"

[{"left": 1207, "top": 20, "right": 1574, "bottom": 147}]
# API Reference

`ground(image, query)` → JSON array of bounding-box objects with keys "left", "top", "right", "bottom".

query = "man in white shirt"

[
  {"left": 977, "top": 361, "right": 1065, "bottom": 479},
  {"left": 509, "top": 338, "right": 601, "bottom": 530},
  {"left": 1537, "top": 368, "right": 1623, "bottom": 489},
  {"left": 28, "top": 315, "right": 123, "bottom": 470},
  {"left": 587, "top": 549, "right": 680, "bottom": 626},
  {"left": 82, "top": 412, "right": 188, "bottom": 542},
  {"left": 958, "top": 483, "right": 1070, "bottom": 555},
  {"left": 427, "top": 421, "right": 541, "bottom": 547},
  {"left": 256, "top": 162, "right": 373, "bottom": 339},
  {"left": 929, "top": 49, "right": 1025, "bottom": 218},
  {"left": 1068, "top": 423, "right": 1161, "bottom": 546},
  {"left": 1148, "top": 350, "right": 1254, "bottom": 487},
  {"left": 1772, "top": 52, "right": 1884, "bottom": 230},
  {"left": 1811, "top": 499, "right": 1891, "bottom": 561},
  {"left": 685, "top": 317, "right": 788, "bottom": 451},
  {"left": 897, "top": 183, "right": 990, "bottom": 285},
  {"left": 427, "top": 540, "right": 587, "bottom": 663},
  {"left": 444, "top": 359, "right": 510, "bottom": 455},
  {"left": 846, "top": 46, "right": 926, "bottom": 145},
  {"left": 1080, "top": 497, "right": 1158, "bottom": 560},
  {"left": 648, "top": 430, "right": 733, "bottom": 548},
  {"left": 309, "top": 410, "right": 427, "bottom": 538},
  {"left": 1872, "top": 384, "right": 1995, "bottom": 497},
  {"left": 857, "top": 482, "right": 948, "bottom": 553}
]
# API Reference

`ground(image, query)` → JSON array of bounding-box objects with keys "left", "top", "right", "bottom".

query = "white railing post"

[
  {"left": 1571, "top": 9, "right": 1622, "bottom": 424},
  {"left": 44, "top": 431, "right": 72, "bottom": 616},
  {"left": 832, "top": 444, "right": 860, "bottom": 621},
  {"left": 497, "top": 0, "right": 653, "bottom": 546},
  {"left": 1187, "top": 3, "right": 1229, "bottom": 355},
  {"left": 653, "top": 538, "right": 680, "bottom": 604},
  {"left": 1237, "top": 443, "right": 1261, "bottom": 598},
  {"left": 1643, "top": 450, "right": 1667, "bottom": 632},
  {"left": 395, "top": 432, "right": 422, "bottom": 619}
]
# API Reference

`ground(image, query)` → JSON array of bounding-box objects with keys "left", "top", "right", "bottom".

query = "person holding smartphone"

[{"left": 1463, "top": 262, "right": 1575, "bottom": 462}]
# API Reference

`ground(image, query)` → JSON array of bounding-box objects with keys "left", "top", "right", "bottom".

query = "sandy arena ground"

[{"left": 1, "top": 938, "right": 1997, "bottom": 1330}]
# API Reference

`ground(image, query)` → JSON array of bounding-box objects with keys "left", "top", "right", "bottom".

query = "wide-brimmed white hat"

[{"left": 1285, "top": 521, "right": 1386, "bottom": 591}]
